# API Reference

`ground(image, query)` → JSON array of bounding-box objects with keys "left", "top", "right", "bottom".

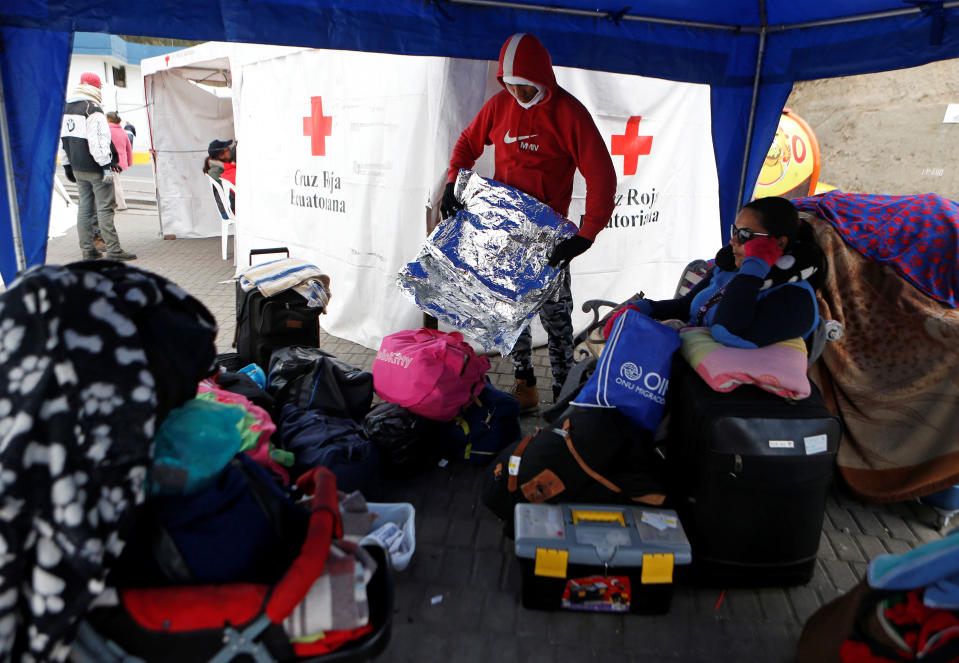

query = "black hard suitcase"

[
  {"left": 665, "top": 360, "right": 841, "bottom": 586},
  {"left": 234, "top": 248, "right": 321, "bottom": 369}
]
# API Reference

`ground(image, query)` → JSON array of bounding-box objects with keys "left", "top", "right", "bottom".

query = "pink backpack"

[{"left": 373, "top": 328, "right": 491, "bottom": 421}]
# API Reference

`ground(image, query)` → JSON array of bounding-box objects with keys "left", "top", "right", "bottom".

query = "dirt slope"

[{"left": 785, "top": 58, "right": 959, "bottom": 198}]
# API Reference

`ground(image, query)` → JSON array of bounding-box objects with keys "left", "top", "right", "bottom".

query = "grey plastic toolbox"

[{"left": 513, "top": 503, "right": 691, "bottom": 614}]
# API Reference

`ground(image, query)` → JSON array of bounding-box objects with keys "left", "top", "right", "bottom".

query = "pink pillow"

[{"left": 679, "top": 327, "right": 811, "bottom": 400}]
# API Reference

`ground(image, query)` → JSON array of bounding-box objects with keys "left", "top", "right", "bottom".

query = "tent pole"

[
  {"left": 450, "top": 0, "right": 740, "bottom": 31},
  {"left": 451, "top": 0, "right": 959, "bottom": 33},
  {"left": 737, "top": 7, "right": 768, "bottom": 208},
  {"left": 767, "top": 1, "right": 959, "bottom": 31},
  {"left": 0, "top": 63, "right": 25, "bottom": 273}
]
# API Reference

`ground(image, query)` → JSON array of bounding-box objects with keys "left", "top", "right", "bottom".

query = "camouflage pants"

[{"left": 510, "top": 268, "right": 574, "bottom": 392}]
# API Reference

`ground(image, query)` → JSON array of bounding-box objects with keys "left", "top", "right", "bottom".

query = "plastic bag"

[{"left": 150, "top": 399, "right": 244, "bottom": 496}]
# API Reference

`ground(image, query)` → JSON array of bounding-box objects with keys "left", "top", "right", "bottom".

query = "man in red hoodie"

[{"left": 441, "top": 33, "right": 616, "bottom": 410}]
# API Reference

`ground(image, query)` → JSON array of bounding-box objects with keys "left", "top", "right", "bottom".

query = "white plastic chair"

[{"left": 206, "top": 174, "right": 236, "bottom": 261}]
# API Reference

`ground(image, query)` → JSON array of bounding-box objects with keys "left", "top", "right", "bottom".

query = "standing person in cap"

[
  {"left": 59, "top": 72, "right": 137, "bottom": 261},
  {"left": 202, "top": 139, "right": 236, "bottom": 213},
  {"left": 440, "top": 33, "right": 616, "bottom": 410}
]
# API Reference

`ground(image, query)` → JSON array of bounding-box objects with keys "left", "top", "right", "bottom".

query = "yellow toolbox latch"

[
  {"left": 641, "top": 553, "right": 674, "bottom": 584},
  {"left": 534, "top": 548, "right": 569, "bottom": 578}
]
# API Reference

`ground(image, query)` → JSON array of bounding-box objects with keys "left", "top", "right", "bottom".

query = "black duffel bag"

[
  {"left": 267, "top": 346, "right": 373, "bottom": 421},
  {"left": 363, "top": 402, "right": 434, "bottom": 477}
]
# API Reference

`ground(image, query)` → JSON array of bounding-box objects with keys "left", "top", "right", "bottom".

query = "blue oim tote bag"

[{"left": 572, "top": 308, "right": 681, "bottom": 431}]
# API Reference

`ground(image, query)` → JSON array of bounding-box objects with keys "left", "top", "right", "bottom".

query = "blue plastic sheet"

[{"left": 397, "top": 170, "right": 577, "bottom": 355}]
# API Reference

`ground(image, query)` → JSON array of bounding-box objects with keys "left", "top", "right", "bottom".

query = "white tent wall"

[
  {"left": 231, "top": 46, "right": 719, "bottom": 351},
  {"left": 233, "top": 49, "right": 492, "bottom": 349},
  {"left": 47, "top": 182, "right": 74, "bottom": 239},
  {"left": 425, "top": 58, "right": 499, "bottom": 225},
  {"left": 146, "top": 72, "right": 234, "bottom": 238},
  {"left": 557, "top": 67, "right": 719, "bottom": 312},
  {"left": 142, "top": 43, "right": 304, "bottom": 240}
]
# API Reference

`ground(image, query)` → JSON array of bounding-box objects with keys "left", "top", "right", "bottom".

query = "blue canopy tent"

[{"left": 3, "top": 0, "right": 959, "bottom": 285}]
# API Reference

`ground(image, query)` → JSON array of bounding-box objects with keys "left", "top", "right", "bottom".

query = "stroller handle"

[{"left": 265, "top": 466, "right": 342, "bottom": 622}]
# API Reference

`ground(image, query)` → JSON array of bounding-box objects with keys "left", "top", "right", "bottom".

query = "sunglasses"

[{"left": 730, "top": 225, "right": 772, "bottom": 244}]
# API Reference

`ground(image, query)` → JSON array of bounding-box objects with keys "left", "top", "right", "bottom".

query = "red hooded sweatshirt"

[{"left": 447, "top": 33, "right": 616, "bottom": 241}]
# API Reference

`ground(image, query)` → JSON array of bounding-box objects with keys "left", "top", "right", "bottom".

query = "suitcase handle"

[
  {"left": 570, "top": 510, "right": 625, "bottom": 526},
  {"left": 249, "top": 247, "right": 290, "bottom": 265}
]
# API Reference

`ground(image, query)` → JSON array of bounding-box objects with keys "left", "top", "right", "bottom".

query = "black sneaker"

[
  {"left": 81, "top": 251, "right": 102, "bottom": 260},
  {"left": 105, "top": 250, "right": 137, "bottom": 261}
]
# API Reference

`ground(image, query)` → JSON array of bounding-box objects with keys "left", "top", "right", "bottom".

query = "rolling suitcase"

[
  {"left": 234, "top": 248, "right": 322, "bottom": 369},
  {"left": 666, "top": 360, "right": 841, "bottom": 586}
]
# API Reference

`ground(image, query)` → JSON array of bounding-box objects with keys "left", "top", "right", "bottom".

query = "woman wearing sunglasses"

[{"left": 605, "top": 196, "right": 827, "bottom": 348}]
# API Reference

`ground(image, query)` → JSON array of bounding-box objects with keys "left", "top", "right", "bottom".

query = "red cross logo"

[
  {"left": 610, "top": 116, "right": 653, "bottom": 176},
  {"left": 303, "top": 96, "right": 333, "bottom": 156}
]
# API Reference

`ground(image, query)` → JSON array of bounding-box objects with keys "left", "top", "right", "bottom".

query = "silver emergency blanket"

[{"left": 397, "top": 170, "right": 577, "bottom": 355}]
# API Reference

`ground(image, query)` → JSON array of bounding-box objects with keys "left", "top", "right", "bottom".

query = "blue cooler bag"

[{"left": 572, "top": 308, "right": 680, "bottom": 431}]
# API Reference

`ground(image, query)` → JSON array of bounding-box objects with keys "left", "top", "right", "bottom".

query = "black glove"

[
  {"left": 548, "top": 234, "right": 593, "bottom": 267},
  {"left": 63, "top": 165, "right": 76, "bottom": 183},
  {"left": 439, "top": 182, "right": 462, "bottom": 220},
  {"left": 111, "top": 164, "right": 122, "bottom": 173}
]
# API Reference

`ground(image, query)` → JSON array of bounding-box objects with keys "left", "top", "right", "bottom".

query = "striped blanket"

[{"left": 238, "top": 258, "right": 331, "bottom": 310}]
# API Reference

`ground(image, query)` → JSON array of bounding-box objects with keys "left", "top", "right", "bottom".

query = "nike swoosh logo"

[{"left": 504, "top": 130, "right": 538, "bottom": 144}]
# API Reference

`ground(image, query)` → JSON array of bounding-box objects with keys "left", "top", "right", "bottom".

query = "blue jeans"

[{"left": 75, "top": 169, "right": 120, "bottom": 254}]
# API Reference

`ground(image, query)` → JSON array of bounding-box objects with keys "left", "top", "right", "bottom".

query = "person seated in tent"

[
  {"left": 604, "top": 196, "right": 827, "bottom": 348},
  {"left": 204, "top": 138, "right": 236, "bottom": 186},
  {"left": 202, "top": 138, "right": 237, "bottom": 213}
]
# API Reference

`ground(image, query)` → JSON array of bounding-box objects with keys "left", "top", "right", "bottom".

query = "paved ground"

[{"left": 42, "top": 212, "right": 951, "bottom": 663}]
